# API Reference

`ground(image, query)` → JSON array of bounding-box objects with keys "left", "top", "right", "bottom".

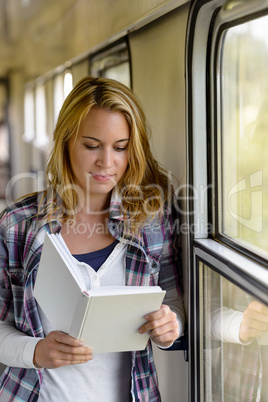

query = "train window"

[
  {"left": 90, "top": 41, "right": 131, "bottom": 88},
  {"left": 53, "top": 70, "right": 74, "bottom": 124},
  {"left": 23, "top": 85, "right": 35, "bottom": 143},
  {"left": 187, "top": 1, "right": 268, "bottom": 400},
  {"left": 0, "top": 80, "right": 9, "bottom": 200},
  {"left": 34, "top": 82, "right": 49, "bottom": 150},
  {"left": 53, "top": 74, "right": 64, "bottom": 125},
  {"left": 199, "top": 261, "right": 268, "bottom": 402},
  {"left": 64, "top": 70, "right": 73, "bottom": 98},
  {"left": 217, "top": 15, "right": 268, "bottom": 258}
]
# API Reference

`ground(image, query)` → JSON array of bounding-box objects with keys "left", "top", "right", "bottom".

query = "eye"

[
  {"left": 115, "top": 146, "right": 127, "bottom": 152},
  {"left": 84, "top": 144, "right": 98, "bottom": 150},
  {"left": 114, "top": 143, "right": 129, "bottom": 152}
]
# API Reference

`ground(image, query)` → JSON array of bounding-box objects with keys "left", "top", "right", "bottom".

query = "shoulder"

[
  {"left": 141, "top": 199, "right": 180, "bottom": 242},
  {"left": 140, "top": 202, "right": 170, "bottom": 235},
  {"left": 0, "top": 192, "right": 44, "bottom": 230}
]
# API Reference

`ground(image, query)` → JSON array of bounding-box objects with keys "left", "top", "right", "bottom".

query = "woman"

[{"left": 0, "top": 76, "right": 185, "bottom": 401}]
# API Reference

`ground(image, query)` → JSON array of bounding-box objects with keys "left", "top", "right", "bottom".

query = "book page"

[
  {"left": 88, "top": 286, "right": 165, "bottom": 296},
  {"left": 49, "top": 233, "right": 86, "bottom": 289}
]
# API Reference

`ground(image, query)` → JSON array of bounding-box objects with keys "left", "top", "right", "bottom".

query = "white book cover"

[{"left": 34, "top": 233, "right": 166, "bottom": 353}]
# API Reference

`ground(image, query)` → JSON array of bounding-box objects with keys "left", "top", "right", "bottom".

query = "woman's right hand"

[
  {"left": 239, "top": 300, "right": 268, "bottom": 343},
  {"left": 33, "top": 330, "right": 93, "bottom": 369}
]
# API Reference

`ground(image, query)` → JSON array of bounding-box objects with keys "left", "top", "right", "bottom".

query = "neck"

[{"left": 78, "top": 192, "right": 111, "bottom": 214}]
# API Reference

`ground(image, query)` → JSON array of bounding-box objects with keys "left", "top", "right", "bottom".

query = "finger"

[
  {"left": 239, "top": 320, "right": 268, "bottom": 342},
  {"left": 245, "top": 328, "right": 267, "bottom": 339},
  {"left": 140, "top": 305, "right": 174, "bottom": 333},
  {"left": 244, "top": 309, "right": 268, "bottom": 325},
  {"left": 43, "top": 357, "right": 93, "bottom": 369},
  {"left": 139, "top": 312, "right": 178, "bottom": 335},
  {"left": 248, "top": 320, "right": 268, "bottom": 332},
  {"left": 50, "top": 332, "right": 94, "bottom": 356},
  {"left": 56, "top": 343, "right": 93, "bottom": 356},
  {"left": 249, "top": 301, "right": 268, "bottom": 315},
  {"left": 252, "top": 312, "right": 268, "bottom": 324},
  {"left": 54, "top": 351, "right": 93, "bottom": 364},
  {"left": 151, "top": 330, "right": 178, "bottom": 345},
  {"left": 144, "top": 305, "right": 170, "bottom": 321},
  {"left": 139, "top": 318, "right": 160, "bottom": 334},
  {"left": 139, "top": 316, "right": 169, "bottom": 334},
  {"left": 34, "top": 332, "right": 94, "bottom": 369},
  {"left": 40, "top": 348, "right": 93, "bottom": 369},
  {"left": 52, "top": 331, "right": 88, "bottom": 348},
  {"left": 150, "top": 321, "right": 179, "bottom": 339}
]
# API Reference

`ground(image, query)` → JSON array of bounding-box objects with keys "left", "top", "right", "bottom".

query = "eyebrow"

[{"left": 81, "top": 136, "right": 129, "bottom": 143}]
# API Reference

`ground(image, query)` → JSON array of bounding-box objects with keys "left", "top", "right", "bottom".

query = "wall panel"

[{"left": 129, "top": 4, "right": 190, "bottom": 401}]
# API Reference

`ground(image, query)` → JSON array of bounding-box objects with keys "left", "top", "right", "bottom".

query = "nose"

[{"left": 96, "top": 148, "right": 113, "bottom": 168}]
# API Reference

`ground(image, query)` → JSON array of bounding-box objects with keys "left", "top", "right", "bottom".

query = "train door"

[{"left": 187, "top": 1, "right": 268, "bottom": 401}]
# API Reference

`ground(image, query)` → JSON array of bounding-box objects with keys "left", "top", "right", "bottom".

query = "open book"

[{"left": 34, "top": 233, "right": 166, "bottom": 353}]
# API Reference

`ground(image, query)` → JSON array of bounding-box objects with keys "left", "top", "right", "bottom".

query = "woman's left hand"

[{"left": 138, "top": 304, "right": 179, "bottom": 348}]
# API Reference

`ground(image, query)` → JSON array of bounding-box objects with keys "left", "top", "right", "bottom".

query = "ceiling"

[
  {"left": 0, "top": 0, "right": 78, "bottom": 77},
  {"left": 0, "top": 0, "right": 186, "bottom": 80}
]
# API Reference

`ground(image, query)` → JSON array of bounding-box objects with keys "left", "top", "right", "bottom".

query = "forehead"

[{"left": 77, "top": 107, "right": 130, "bottom": 139}]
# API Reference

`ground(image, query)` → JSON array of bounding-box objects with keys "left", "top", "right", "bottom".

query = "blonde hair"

[{"left": 43, "top": 76, "right": 171, "bottom": 234}]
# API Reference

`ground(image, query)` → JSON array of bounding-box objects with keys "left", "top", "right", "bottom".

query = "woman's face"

[{"left": 68, "top": 107, "right": 130, "bottom": 207}]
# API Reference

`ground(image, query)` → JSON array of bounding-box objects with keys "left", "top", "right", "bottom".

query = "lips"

[{"left": 90, "top": 173, "right": 114, "bottom": 182}]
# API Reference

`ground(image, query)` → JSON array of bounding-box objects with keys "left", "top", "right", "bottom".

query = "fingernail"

[{"left": 78, "top": 341, "right": 84, "bottom": 346}]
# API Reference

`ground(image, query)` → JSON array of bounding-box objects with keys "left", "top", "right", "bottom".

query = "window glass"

[
  {"left": 102, "top": 62, "right": 130, "bottom": 88},
  {"left": 34, "top": 83, "right": 49, "bottom": 149},
  {"left": 64, "top": 71, "right": 73, "bottom": 98},
  {"left": 218, "top": 15, "right": 268, "bottom": 257},
  {"left": 200, "top": 262, "right": 268, "bottom": 402},
  {"left": 53, "top": 74, "right": 64, "bottom": 125},
  {"left": 23, "top": 86, "right": 35, "bottom": 142},
  {"left": 90, "top": 42, "right": 131, "bottom": 88},
  {"left": 54, "top": 71, "right": 73, "bottom": 125},
  {"left": 0, "top": 82, "right": 9, "bottom": 201}
]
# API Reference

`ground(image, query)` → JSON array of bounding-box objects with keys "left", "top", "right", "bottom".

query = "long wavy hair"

[{"left": 42, "top": 76, "right": 171, "bottom": 235}]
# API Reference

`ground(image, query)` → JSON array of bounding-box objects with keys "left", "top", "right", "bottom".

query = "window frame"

[
  {"left": 89, "top": 39, "right": 132, "bottom": 89},
  {"left": 0, "top": 78, "right": 11, "bottom": 202},
  {"left": 193, "top": 247, "right": 268, "bottom": 402},
  {"left": 186, "top": 1, "right": 268, "bottom": 401},
  {"left": 212, "top": 8, "right": 268, "bottom": 266}
]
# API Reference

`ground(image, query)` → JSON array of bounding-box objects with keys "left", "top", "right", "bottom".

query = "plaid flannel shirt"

[{"left": 0, "top": 190, "right": 183, "bottom": 402}]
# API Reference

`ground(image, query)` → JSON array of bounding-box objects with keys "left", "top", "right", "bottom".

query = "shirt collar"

[
  {"left": 33, "top": 191, "right": 61, "bottom": 233},
  {"left": 108, "top": 189, "right": 148, "bottom": 250},
  {"left": 109, "top": 189, "right": 125, "bottom": 220}
]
